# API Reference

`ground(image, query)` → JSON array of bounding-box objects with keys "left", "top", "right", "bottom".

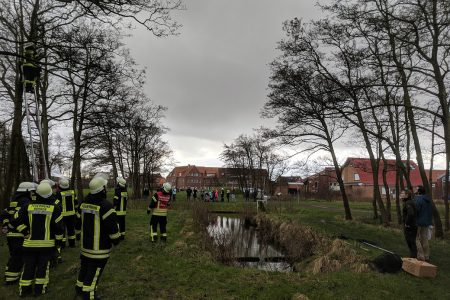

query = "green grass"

[{"left": 1, "top": 194, "right": 450, "bottom": 299}]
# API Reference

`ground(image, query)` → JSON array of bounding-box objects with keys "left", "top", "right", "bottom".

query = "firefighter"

[
  {"left": 147, "top": 182, "right": 171, "bottom": 242},
  {"left": 0, "top": 182, "right": 36, "bottom": 285},
  {"left": 12, "top": 182, "right": 63, "bottom": 297},
  {"left": 113, "top": 177, "right": 128, "bottom": 240},
  {"left": 55, "top": 177, "right": 77, "bottom": 248},
  {"left": 75, "top": 176, "right": 121, "bottom": 300},
  {"left": 41, "top": 179, "right": 63, "bottom": 264}
]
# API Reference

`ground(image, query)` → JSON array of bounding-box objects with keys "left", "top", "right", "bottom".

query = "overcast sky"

[
  {"left": 125, "top": 1, "right": 328, "bottom": 167},
  {"left": 124, "top": 0, "right": 445, "bottom": 171}
]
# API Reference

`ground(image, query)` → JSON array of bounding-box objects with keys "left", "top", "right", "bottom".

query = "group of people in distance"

[
  {"left": 1, "top": 176, "right": 172, "bottom": 299},
  {"left": 401, "top": 185, "right": 433, "bottom": 261}
]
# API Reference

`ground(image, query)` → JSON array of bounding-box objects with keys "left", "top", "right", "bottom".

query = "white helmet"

[
  {"left": 59, "top": 177, "right": 70, "bottom": 189},
  {"left": 117, "top": 177, "right": 126, "bottom": 188},
  {"left": 162, "top": 182, "right": 172, "bottom": 193},
  {"left": 89, "top": 177, "right": 107, "bottom": 194},
  {"left": 36, "top": 182, "right": 53, "bottom": 199},
  {"left": 17, "top": 182, "right": 37, "bottom": 192},
  {"left": 40, "top": 179, "right": 56, "bottom": 188}
]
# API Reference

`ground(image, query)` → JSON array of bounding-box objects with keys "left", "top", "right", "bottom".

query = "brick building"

[
  {"left": 274, "top": 176, "right": 303, "bottom": 196},
  {"left": 341, "top": 157, "right": 445, "bottom": 200},
  {"left": 165, "top": 165, "right": 268, "bottom": 190},
  {"left": 303, "top": 167, "right": 339, "bottom": 199}
]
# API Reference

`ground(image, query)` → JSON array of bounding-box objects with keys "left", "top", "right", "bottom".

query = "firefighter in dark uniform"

[
  {"left": 12, "top": 182, "right": 63, "bottom": 297},
  {"left": 0, "top": 182, "right": 36, "bottom": 285},
  {"left": 56, "top": 177, "right": 78, "bottom": 248},
  {"left": 113, "top": 177, "right": 128, "bottom": 240},
  {"left": 41, "top": 179, "right": 63, "bottom": 265},
  {"left": 75, "top": 176, "right": 121, "bottom": 300},
  {"left": 147, "top": 182, "right": 171, "bottom": 242}
]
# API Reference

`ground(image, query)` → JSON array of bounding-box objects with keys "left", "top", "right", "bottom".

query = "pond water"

[{"left": 207, "top": 215, "right": 292, "bottom": 272}]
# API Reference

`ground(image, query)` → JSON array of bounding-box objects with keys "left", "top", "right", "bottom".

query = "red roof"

[{"left": 343, "top": 157, "right": 425, "bottom": 186}]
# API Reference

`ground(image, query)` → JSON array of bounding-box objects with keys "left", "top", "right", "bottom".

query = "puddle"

[{"left": 207, "top": 215, "right": 292, "bottom": 272}]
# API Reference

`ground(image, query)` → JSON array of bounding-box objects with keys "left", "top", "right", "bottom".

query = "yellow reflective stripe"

[
  {"left": 5, "top": 271, "right": 21, "bottom": 276},
  {"left": 82, "top": 268, "right": 101, "bottom": 292},
  {"left": 23, "top": 240, "right": 55, "bottom": 247},
  {"left": 94, "top": 213, "right": 100, "bottom": 251},
  {"left": 61, "top": 191, "right": 67, "bottom": 213},
  {"left": 29, "top": 204, "right": 54, "bottom": 213},
  {"left": 120, "top": 192, "right": 127, "bottom": 212},
  {"left": 55, "top": 215, "right": 63, "bottom": 223},
  {"left": 109, "top": 232, "right": 121, "bottom": 239},
  {"left": 76, "top": 280, "right": 83, "bottom": 287},
  {"left": 35, "top": 278, "right": 46, "bottom": 284},
  {"left": 17, "top": 224, "right": 27, "bottom": 232},
  {"left": 20, "top": 279, "right": 33, "bottom": 286},
  {"left": 116, "top": 211, "right": 126, "bottom": 216},
  {"left": 81, "top": 247, "right": 111, "bottom": 255},
  {"left": 10, "top": 202, "right": 18, "bottom": 208},
  {"left": 102, "top": 209, "right": 115, "bottom": 220},
  {"left": 152, "top": 209, "right": 167, "bottom": 216},
  {"left": 45, "top": 213, "right": 50, "bottom": 241},
  {"left": 81, "top": 251, "right": 110, "bottom": 259},
  {"left": 7, "top": 232, "right": 24, "bottom": 237}
]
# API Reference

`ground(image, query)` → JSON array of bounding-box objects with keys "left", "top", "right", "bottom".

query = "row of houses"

[
  {"left": 162, "top": 158, "right": 447, "bottom": 201},
  {"left": 275, "top": 158, "right": 448, "bottom": 200}
]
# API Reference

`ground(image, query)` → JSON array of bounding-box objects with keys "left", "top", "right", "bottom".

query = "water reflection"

[{"left": 207, "top": 216, "right": 292, "bottom": 272}]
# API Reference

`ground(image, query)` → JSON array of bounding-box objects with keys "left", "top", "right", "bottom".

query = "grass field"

[{"left": 1, "top": 192, "right": 450, "bottom": 299}]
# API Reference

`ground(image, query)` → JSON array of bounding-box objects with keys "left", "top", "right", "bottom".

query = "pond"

[{"left": 207, "top": 215, "right": 292, "bottom": 272}]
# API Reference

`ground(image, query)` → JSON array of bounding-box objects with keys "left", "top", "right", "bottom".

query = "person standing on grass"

[
  {"left": 0, "top": 182, "right": 36, "bottom": 285},
  {"left": 13, "top": 182, "right": 63, "bottom": 297},
  {"left": 172, "top": 186, "right": 177, "bottom": 202},
  {"left": 193, "top": 188, "right": 198, "bottom": 201},
  {"left": 401, "top": 189, "right": 417, "bottom": 258},
  {"left": 220, "top": 188, "right": 225, "bottom": 202},
  {"left": 56, "top": 177, "right": 78, "bottom": 248},
  {"left": 113, "top": 177, "right": 128, "bottom": 240},
  {"left": 147, "top": 182, "right": 172, "bottom": 242},
  {"left": 414, "top": 186, "right": 433, "bottom": 261},
  {"left": 245, "top": 188, "right": 250, "bottom": 201},
  {"left": 226, "top": 189, "right": 230, "bottom": 202},
  {"left": 75, "top": 177, "right": 121, "bottom": 300},
  {"left": 186, "top": 187, "right": 192, "bottom": 201}
]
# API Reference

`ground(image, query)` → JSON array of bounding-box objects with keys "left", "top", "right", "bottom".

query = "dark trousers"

[
  {"left": 404, "top": 227, "right": 418, "bottom": 258},
  {"left": 150, "top": 215, "right": 167, "bottom": 242},
  {"left": 63, "top": 214, "right": 76, "bottom": 247},
  {"left": 19, "top": 248, "right": 52, "bottom": 296},
  {"left": 5, "top": 237, "right": 24, "bottom": 283},
  {"left": 118, "top": 215, "right": 126, "bottom": 237},
  {"left": 76, "top": 255, "right": 108, "bottom": 300}
]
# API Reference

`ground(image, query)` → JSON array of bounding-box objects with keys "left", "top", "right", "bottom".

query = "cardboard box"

[{"left": 402, "top": 258, "right": 437, "bottom": 278}]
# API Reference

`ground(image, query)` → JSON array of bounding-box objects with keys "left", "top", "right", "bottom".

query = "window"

[{"left": 354, "top": 173, "right": 360, "bottom": 181}]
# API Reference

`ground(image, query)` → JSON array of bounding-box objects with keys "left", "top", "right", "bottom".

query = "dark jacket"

[
  {"left": 76, "top": 192, "right": 121, "bottom": 259},
  {"left": 56, "top": 189, "right": 78, "bottom": 217},
  {"left": 0, "top": 192, "right": 32, "bottom": 238},
  {"left": 12, "top": 195, "right": 63, "bottom": 249},
  {"left": 402, "top": 199, "right": 417, "bottom": 229},
  {"left": 113, "top": 186, "right": 128, "bottom": 216},
  {"left": 415, "top": 194, "right": 433, "bottom": 227}
]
